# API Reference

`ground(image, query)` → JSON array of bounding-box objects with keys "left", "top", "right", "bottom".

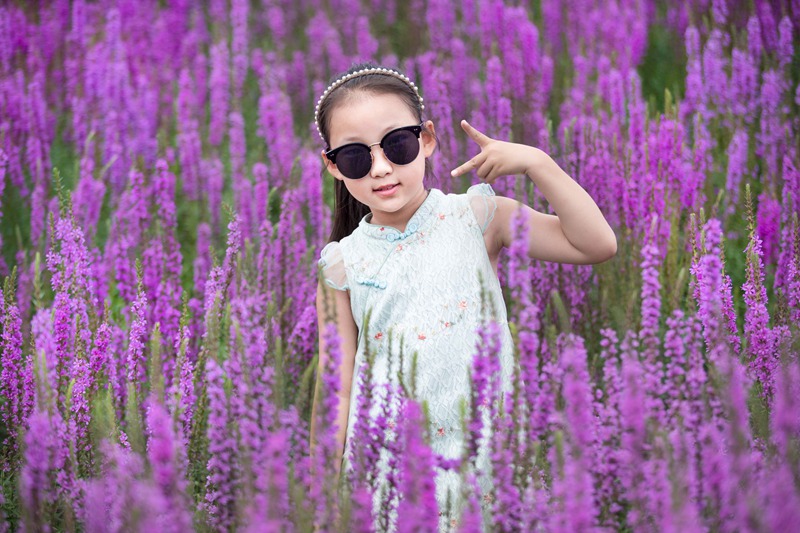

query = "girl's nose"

[{"left": 369, "top": 145, "right": 393, "bottom": 178}]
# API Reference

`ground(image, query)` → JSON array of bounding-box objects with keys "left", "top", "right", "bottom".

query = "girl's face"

[{"left": 323, "top": 92, "right": 436, "bottom": 228}]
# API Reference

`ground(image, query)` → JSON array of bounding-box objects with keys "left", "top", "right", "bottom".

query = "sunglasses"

[{"left": 325, "top": 123, "right": 424, "bottom": 180}]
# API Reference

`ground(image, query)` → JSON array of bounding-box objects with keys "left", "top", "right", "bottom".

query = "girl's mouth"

[{"left": 374, "top": 183, "right": 399, "bottom": 196}]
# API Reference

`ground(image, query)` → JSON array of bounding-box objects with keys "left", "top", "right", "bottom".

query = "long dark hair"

[{"left": 316, "top": 62, "right": 433, "bottom": 242}]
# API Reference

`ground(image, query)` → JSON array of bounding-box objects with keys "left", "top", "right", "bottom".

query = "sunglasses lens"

[
  {"left": 336, "top": 145, "right": 372, "bottom": 179},
  {"left": 382, "top": 129, "right": 420, "bottom": 166}
]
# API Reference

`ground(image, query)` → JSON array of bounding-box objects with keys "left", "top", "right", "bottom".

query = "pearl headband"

[{"left": 314, "top": 67, "right": 425, "bottom": 144}]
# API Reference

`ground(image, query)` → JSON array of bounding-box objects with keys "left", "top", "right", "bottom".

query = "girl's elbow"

[
  {"left": 597, "top": 233, "right": 617, "bottom": 263},
  {"left": 585, "top": 232, "right": 617, "bottom": 264}
]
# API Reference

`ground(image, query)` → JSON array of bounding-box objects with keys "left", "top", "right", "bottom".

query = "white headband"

[{"left": 314, "top": 67, "right": 425, "bottom": 144}]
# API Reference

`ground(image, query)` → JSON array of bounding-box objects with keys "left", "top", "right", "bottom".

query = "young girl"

[{"left": 311, "top": 63, "right": 616, "bottom": 529}]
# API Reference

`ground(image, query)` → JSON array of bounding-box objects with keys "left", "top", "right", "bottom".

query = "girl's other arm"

[
  {"left": 311, "top": 280, "right": 358, "bottom": 476},
  {"left": 451, "top": 120, "right": 617, "bottom": 264}
]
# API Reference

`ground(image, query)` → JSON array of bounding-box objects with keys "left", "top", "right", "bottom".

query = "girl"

[{"left": 311, "top": 63, "right": 616, "bottom": 529}]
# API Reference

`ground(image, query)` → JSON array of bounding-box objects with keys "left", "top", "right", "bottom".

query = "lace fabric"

[
  {"left": 466, "top": 182, "right": 497, "bottom": 234},
  {"left": 319, "top": 241, "right": 349, "bottom": 291},
  {"left": 318, "top": 184, "right": 498, "bottom": 292}
]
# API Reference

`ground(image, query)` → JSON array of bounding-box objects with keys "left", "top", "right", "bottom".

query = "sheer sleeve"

[
  {"left": 318, "top": 242, "right": 349, "bottom": 291},
  {"left": 467, "top": 183, "right": 498, "bottom": 235}
]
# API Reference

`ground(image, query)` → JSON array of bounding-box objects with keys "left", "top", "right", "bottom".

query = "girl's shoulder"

[
  {"left": 443, "top": 183, "right": 498, "bottom": 235},
  {"left": 318, "top": 241, "right": 349, "bottom": 291}
]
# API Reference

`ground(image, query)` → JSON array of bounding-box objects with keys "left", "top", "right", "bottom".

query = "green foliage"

[
  {"left": 125, "top": 382, "right": 145, "bottom": 455},
  {"left": 638, "top": 21, "right": 687, "bottom": 114},
  {"left": 149, "top": 323, "right": 165, "bottom": 404}
]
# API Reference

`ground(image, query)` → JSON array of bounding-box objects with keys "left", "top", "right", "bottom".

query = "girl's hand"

[{"left": 450, "top": 120, "right": 541, "bottom": 182}]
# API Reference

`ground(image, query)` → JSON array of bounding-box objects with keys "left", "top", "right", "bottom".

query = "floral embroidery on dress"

[
  {"left": 418, "top": 333, "right": 426, "bottom": 340},
  {"left": 374, "top": 332, "right": 384, "bottom": 340},
  {"left": 437, "top": 427, "right": 445, "bottom": 437}
]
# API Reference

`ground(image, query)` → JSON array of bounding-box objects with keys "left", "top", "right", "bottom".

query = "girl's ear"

[
  {"left": 421, "top": 120, "right": 437, "bottom": 157},
  {"left": 321, "top": 149, "right": 345, "bottom": 181}
]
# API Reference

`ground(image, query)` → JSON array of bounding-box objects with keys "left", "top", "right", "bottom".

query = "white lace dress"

[{"left": 318, "top": 184, "right": 515, "bottom": 530}]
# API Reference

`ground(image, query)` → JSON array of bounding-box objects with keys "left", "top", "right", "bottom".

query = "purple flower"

[
  {"left": 171, "top": 326, "right": 196, "bottom": 448},
  {"left": 247, "top": 422, "right": 292, "bottom": 531},
  {"left": 682, "top": 26, "right": 703, "bottom": 119},
  {"left": 594, "top": 328, "right": 625, "bottom": 529},
  {"left": 757, "top": 69, "right": 788, "bottom": 180},
  {"left": 82, "top": 440, "right": 170, "bottom": 532},
  {"left": 467, "top": 320, "right": 502, "bottom": 462},
  {"left": 126, "top": 285, "right": 149, "bottom": 401},
  {"left": 756, "top": 1, "right": 777, "bottom": 51},
  {"left": 208, "top": 41, "right": 230, "bottom": 146},
  {"left": 1, "top": 283, "right": 34, "bottom": 455},
  {"left": 91, "top": 320, "right": 111, "bottom": 383},
  {"left": 20, "top": 409, "right": 75, "bottom": 524},
  {"left": 757, "top": 191, "right": 781, "bottom": 266},
  {"left": 51, "top": 292, "right": 73, "bottom": 408},
  {"left": 395, "top": 400, "right": 439, "bottom": 532},
  {"left": 146, "top": 398, "right": 192, "bottom": 531},
  {"left": 344, "top": 336, "right": 380, "bottom": 489},
  {"left": 777, "top": 16, "right": 793, "bottom": 68},
  {"left": 204, "top": 358, "right": 238, "bottom": 531},
  {"left": 71, "top": 140, "right": 106, "bottom": 242},
  {"left": 426, "top": 0, "right": 455, "bottom": 51},
  {"left": 230, "top": 0, "right": 249, "bottom": 100},
  {"left": 355, "top": 16, "right": 378, "bottom": 59},
  {"left": 639, "top": 227, "right": 669, "bottom": 422},
  {"left": 550, "top": 334, "right": 597, "bottom": 531},
  {"left": 617, "top": 331, "right": 648, "bottom": 527},
  {"left": 20, "top": 410, "right": 56, "bottom": 522},
  {"left": 743, "top": 212, "right": 777, "bottom": 401},
  {"left": 724, "top": 129, "right": 748, "bottom": 215},
  {"left": 310, "top": 322, "right": 343, "bottom": 529},
  {"left": 256, "top": 85, "right": 297, "bottom": 187},
  {"left": 70, "top": 354, "right": 93, "bottom": 472},
  {"left": 341, "top": 484, "right": 375, "bottom": 533},
  {"left": 0, "top": 150, "right": 6, "bottom": 271},
  {"left": 177, "top": 68, "right": 202, "bottom": 201}
]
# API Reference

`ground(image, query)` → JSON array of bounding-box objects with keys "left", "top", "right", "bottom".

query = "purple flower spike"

[
  {"left": 743, "top": 219, "right": 777, "bottom": 401},
  {"left": 395, "top": 400, "right": 439, "bottom": 532},
  {"left": 126, "top": 285, "right": 149, "bottom": 401},
  {"left": 204, "top": 358, "right": 238, "bottom": 531},
  {"left": 1, "top": 286, "right": 34, "bottom": 455},
  {"left": 146, "top": 398, "right": 192, "bottom": 532}
]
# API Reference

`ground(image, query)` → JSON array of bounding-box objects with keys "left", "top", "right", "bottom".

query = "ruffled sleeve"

[
  {"left": 467, "top": 183, "right": 497, "bottom": 235},
  {"left": 318, "top": 242, "right": 349, "bottom": 291}
]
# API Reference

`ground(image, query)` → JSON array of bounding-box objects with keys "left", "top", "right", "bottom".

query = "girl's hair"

[{"left": 316, "top": 62, "right": 433, "bottom": 243}]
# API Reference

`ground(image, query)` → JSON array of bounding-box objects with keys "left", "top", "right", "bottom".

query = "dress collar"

[{"left": 358, "top": 188, "right": 443, "bottom": 242}]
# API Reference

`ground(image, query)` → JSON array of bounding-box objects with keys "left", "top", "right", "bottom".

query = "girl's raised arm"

[
  {"left": 451, "top": 120, "right": 617, "bottom": 265},
  {"left": 311, "top": 280, "right": 358, "bottom": 476}
]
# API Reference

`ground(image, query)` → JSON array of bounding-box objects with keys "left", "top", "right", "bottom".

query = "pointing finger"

[
  {"left": 450, "top": 152, "right": 487, "bottom": 178},
  {"left": 460, "top": 120, "right": 492, "bottom": 148}
]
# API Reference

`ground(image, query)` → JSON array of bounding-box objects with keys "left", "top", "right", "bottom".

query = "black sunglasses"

[{"left": 325, "top": 123, "right": 424, "bottom": 180}]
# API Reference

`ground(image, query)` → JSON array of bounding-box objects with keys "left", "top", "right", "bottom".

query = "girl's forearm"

[
  {"left": 333, "top": 392, "right": 350, "bottom": 474},
  {"left": 525, "top": 148, "right": 616, "bottom": 257}
]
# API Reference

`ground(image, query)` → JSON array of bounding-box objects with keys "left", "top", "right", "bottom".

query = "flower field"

[{"left": 1, "top": 0, "right": 799, "bottom": 531}]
